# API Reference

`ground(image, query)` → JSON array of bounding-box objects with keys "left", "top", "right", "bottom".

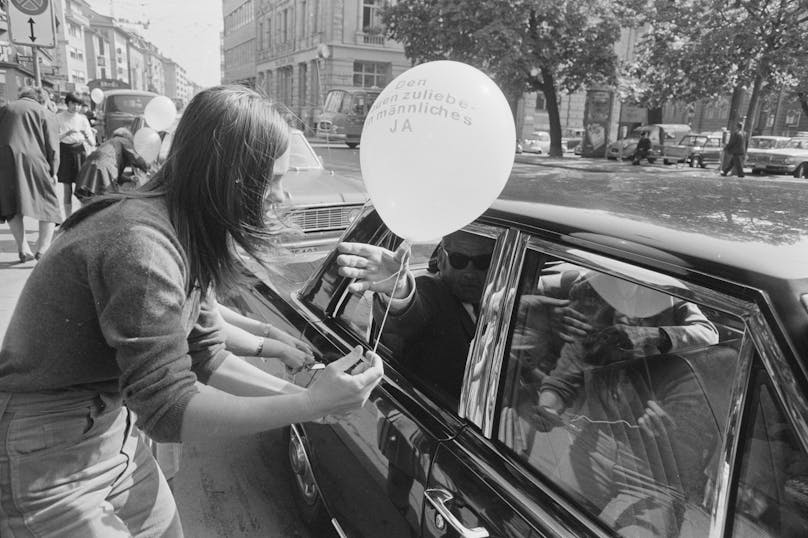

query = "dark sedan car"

[{"left": 226, "top": 175, "right": 808, "bottom": 538}]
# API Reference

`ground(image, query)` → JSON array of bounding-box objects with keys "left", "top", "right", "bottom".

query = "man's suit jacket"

[
  {"left": 724, "top": 130, "right": 746, "bottom": 155},
  {"left": 376, "top": 274, "right": 476, "bottom": 402}
]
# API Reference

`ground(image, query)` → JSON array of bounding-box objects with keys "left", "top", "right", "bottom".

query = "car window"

[
  {"left": 323, "top": 90, "right": 344, "bottom": 113},
  {"left": 334, "top": 225, "right": 498, "bottom": 411},
  {"left": 288, "top": 131, "right": 322, "bottom": 170},
  {"left": 730, "top": 357, "right": 808, "bottom": 537},
  {"left": 495, "top": 248, "right": 744, "bottom": 537},
  {"left": 705, "top": 137, "right": 721, "bottom": 147},
  {"left": 106, "top": 95, "right": 152, "bottom": 115},
  {"left": 339, "top": 92, "right": 354, "bottom": 114}
]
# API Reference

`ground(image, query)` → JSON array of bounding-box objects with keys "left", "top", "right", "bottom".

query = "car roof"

[{"left": 488, "top": 175, "right": 808, "bottom": 286}]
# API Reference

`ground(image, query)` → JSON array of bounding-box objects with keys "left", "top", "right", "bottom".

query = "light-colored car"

[
  {"left": 746, "top": 136, "right": 792, "bottom": 174},
  {"left": 607, "top": 123, "right": 691, "bottom": 162},
  {"left": 521, "top": 130, "right": 551, "bottom": 154},
  {"left": 761, "top": 137, "right": 808, "bottom": 177},
  {"left": 146, "top": 119, "right": 368, "bottom": 251},
  {"left": 663, "top": 132, "right": 723, "bottom": 167}
]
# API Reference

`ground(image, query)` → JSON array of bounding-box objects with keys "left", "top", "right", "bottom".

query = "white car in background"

[{"left": 760, "top": 137, "right": 808, "bottom": 177}]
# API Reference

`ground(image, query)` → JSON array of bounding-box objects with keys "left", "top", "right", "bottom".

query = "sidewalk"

[{"left": 0, "top": 218, "right": 38, "bottom": 337}]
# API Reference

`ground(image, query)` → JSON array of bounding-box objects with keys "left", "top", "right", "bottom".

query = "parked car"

[
  {"left": 225, "top": 174, "right": 808, "bottom": 538},
  {"left": 607, "top": 123, "right": 691, "bottom": 162},
  {"left": 138, "top": 118, "right": 368, "bottom": 251},
  {"left": 746, "top": 135, "right": 792, "bottom": 174},
  {"left": 758, "top": 137, "right": 808, "bottom": 177},
  {"left": 563, "top": 128, "right": 584, "bottom": 153},
  {"left": 662, "top": 132, "right": 723, "bottom": 167},
  {"left": 521, "top": 130, "right": 551, "bottom": 154}
]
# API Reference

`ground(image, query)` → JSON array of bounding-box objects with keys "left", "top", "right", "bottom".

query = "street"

[{"left": 0, "top": 148, "right": 803, "bottom": 538}]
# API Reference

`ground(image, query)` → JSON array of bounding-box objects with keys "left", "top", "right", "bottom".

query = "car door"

[
  {"left": 423, "top": 233, "right": 757, "bottom": 537},
  {"left": 292, "top": 212, "right": 511, "bottom": 537}
]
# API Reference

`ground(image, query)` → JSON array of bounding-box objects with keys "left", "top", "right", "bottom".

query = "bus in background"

[{"left": 315, "top": 88, "right": 381, "bottom": 148}]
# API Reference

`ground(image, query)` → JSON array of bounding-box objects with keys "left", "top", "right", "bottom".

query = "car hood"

[{"left": 283, "top": 168, "right": 368, "bottom": 205}]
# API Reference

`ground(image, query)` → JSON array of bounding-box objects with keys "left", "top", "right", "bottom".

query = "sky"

[{"left": 87, "top": 0, "right": 223, "bottom": 87}]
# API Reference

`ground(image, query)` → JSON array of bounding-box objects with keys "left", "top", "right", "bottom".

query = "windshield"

[
  {"left": 749, "top": 137, "right": 788, "bottom": 149},
  {"left": 785, "top": 138, "right": 808, "bottom": 150},
  {"left": 680, "top": 136, "right": 707, "bottom": 146},
  {"left": 105, "top": 94, "right": 153, "bottom": 115}
]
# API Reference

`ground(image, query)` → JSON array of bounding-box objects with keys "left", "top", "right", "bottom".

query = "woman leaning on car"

[{"left": 0, "top": 84, "right": 383, "bottom": 537}]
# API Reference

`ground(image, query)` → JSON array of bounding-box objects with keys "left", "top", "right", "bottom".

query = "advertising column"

[{"left": 581, "top": 88, "right": 613, "bottom": 158}]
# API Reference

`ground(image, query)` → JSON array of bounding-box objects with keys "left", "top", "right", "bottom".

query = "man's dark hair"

[{"left": 65, "top": 92, "right": 84, "bottom": 106}]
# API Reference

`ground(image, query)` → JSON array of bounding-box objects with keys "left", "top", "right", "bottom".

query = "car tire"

[
  {"left": 663, "top": 158, "right": 670, "bottom": 165},
  {"left": 647, "top": 157, "right": 656, "bottom": 164},
  {"left": 346, "top": 142, "right": 358, "bottom": 149},
  {"left": 286, "top": 426, "right": 333, "bottom": 534}
]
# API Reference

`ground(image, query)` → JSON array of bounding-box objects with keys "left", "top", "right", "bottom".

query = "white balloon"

[
  {"left": 133, "top": 127, "right": 162, "bottom": 164},
  {"left": 90, "top": 88, "right": 104, "bottom": 104},
  {"left": 144, "top": 96, "right": 177, "bottom": 132},
  {"left": 360, "top": 61, "right": 515, "bottom": 242}
]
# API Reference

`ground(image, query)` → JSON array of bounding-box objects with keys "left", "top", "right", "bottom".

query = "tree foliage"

[
  {"left": 382, "top": 0, "right": 627, "bottom": 156},
  {"left": 621, "top": 0, "right": 808, "bottom": 129}
]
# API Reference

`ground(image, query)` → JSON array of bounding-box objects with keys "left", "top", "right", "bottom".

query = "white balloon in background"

[
  {"left": 360, "top": 60, "right": 515, "bottom": 242},
  {"left": 133, "top": 127, "right": 162, "bottom": 164},
  {"left": 90, "top": 88, "right": 104, "bottom": 104},
  {"left": 144, "top": 96, "right": 177, "bottom": 132}
]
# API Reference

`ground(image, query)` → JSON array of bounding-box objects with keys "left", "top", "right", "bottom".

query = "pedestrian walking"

[
  {"left": 74, "top": 127, "right": 149, "bottom": 201},
  {"left": 721, "top": 122, "right": 746, "bottom": 178},
  {"left": 0, "top": 87, "right": 61, "bottom": 263},
  {"left": 56, "top": 92, "right": 96, "bottom": 217},
  {"left": 0, "top": 85, "right": 383, "bottom": 537}
]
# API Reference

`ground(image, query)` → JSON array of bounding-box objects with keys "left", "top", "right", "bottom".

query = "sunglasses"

[{"left": 442, "top": 246, "right": 492, "bottom": 271}]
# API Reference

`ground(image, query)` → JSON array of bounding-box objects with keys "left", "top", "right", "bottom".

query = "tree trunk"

[
  {"left": 727, "top": 84, "right": 745, "bottom": 129},
  {"left": 541, "top": 67, "right": 563, "bottom": 157},
  {"left": 797, "top": 91, "right": 808, "bottom": 118},
  {"left": 744, "top": 72, "right": 764, "bottom": 135}
]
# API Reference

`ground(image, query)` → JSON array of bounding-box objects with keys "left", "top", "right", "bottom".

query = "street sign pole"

[{"left": 33, "top": 46, "right": 41, "bottom": 86}]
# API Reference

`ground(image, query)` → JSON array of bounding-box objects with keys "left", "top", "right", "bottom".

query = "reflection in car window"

[
  {"left": 731, "top": 359, "right": 808, "bottom": 537},
  {"left": 496, "top": 249, "right": 743, "bottom": 537},
  {"left": 288, "top": 131, "right": 322, "bottom": 169}
]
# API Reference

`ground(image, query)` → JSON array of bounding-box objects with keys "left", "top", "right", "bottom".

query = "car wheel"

[
  {"left": 647, "top": 157, "right": 656, "bottom": 164},
  {"left": 689, "top": 157, "right": 696, "bottom": 168},
  {"left": 346, "top": 142, "right": 358, "bottom": 149},
  {"left": 286, "top": 427, "right": 332, "bottom": 534},
  {"left": 663, "top": 158, "right": 670, "bottom": 165}
]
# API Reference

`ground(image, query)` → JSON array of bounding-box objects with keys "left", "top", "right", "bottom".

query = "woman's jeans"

[{"left": 0, "top": 391, "right": 182, "bottom": 537}]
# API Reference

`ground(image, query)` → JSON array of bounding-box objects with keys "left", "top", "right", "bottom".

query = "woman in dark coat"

[
  {"left": 75, "top": 127, "right": 149, "bottom": 202},
  {"left": 0, "top": 87, "right": 61, "bottom": 262}
]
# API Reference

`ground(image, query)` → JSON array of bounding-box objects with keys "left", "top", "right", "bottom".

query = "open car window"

[{"left": 495, "top": 247, "right": 744, "bottom": 537}]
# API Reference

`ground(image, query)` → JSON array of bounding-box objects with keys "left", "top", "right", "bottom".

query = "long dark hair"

[{"left": 62, "top": 85, "right": 289, "bottom": 294}]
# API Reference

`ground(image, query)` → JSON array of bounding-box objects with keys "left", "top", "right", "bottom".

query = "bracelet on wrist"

[{"left": 255, "top": 337, "right": 264, "bottom": 357}]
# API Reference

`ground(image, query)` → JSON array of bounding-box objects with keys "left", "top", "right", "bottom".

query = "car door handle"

[{"left": 424, "top": 488, "right": 489, "bottom": 538}]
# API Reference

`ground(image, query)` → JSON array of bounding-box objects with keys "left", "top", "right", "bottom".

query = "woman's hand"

[
  {"left": 274, "top": 342, "right": 315, "bottom": 373},
  {"left": 521, "top": 295, "right": 592, "bottom": 343},
  {"left": 305, "top": 346, "right": 383, "bottom": 416},
  {"left": 336, "top": 242, "right": 411, "bottom": 297},
  {"left": 638, "top": 400, "right": 676, "bottom": 438},
  {"left": 267, "top": 326, "right": 314, "bottom": 357}
]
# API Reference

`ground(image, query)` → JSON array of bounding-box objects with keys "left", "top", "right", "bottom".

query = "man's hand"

[
  {"left": 637, "top": 400, "right": 676, "bottom": 438},
  {"left": 337, "top": 242, "right": 411, "bottom": 297},
  {"left": 520, "top": 295, "right": 592, "bottom": 343}
]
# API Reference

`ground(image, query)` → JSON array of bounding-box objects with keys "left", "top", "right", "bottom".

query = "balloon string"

[{"left": 371, "top": 240, "right": 410, "bottom": 356}]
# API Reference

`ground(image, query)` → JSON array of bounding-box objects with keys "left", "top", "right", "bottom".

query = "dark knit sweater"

[{"left": 0, "top": 197, "right": 230, "bottom": 442}]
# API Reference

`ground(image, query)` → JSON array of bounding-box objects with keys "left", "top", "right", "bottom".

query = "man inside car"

[{"left": 336, "top": 231, "right": 495, "bottom": 403}]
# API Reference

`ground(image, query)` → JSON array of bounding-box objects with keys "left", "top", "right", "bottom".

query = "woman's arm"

[
  {"left": 221, "top": 319, "right": 312, "bottom": 371},
  {"left": 205, "top": 353, "right": 303, "bottom": 396},
  {"left": 217, "top": 302, "right": 313, "bottom": 355},
  {"left": 181, "top": 349, "right": 382, "bottom": 443}
]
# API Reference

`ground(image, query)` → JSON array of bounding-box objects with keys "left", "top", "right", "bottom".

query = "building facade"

[{"left": 222, "top": 0, "right": 255, "bottom": 86}]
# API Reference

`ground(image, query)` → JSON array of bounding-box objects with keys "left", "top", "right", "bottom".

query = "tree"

[
  {"left": 382, "top": 0, "right": 626, "bottom": 156},
  {"left": 622, "top": 0, "right": 808, "bottom": 132}
]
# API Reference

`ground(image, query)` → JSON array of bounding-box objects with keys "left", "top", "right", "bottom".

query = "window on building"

[
  {"left": 258, "top": 22, "right": 264, "bottom": 50},
  {"left": 266, "top": 17, "right": 272, "bottom": 47},
  {"left": 283, "top": 8, "right": 289, "bottom": 42},
  {"left": 362, "top": 0, "right": 383, "bottom": 31},
  {"left": 535, "top": 93, "right": 546, "bottom": 111},
  {"left": 300, "top": 0, "right": 307, "bottom": 37},
  {"left": 312, "top": 0, "right": 319, "bottom": 33},
  {"left": 298, "top": 62, "right": 307, "bottom": 106},
  {"left": 353, "top": 61, "right": 387, "bottom": 88}
]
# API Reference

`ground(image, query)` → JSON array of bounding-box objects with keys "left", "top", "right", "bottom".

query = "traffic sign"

[{"left": 7, "top": 0, "right": 56, "bottom": 48}]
